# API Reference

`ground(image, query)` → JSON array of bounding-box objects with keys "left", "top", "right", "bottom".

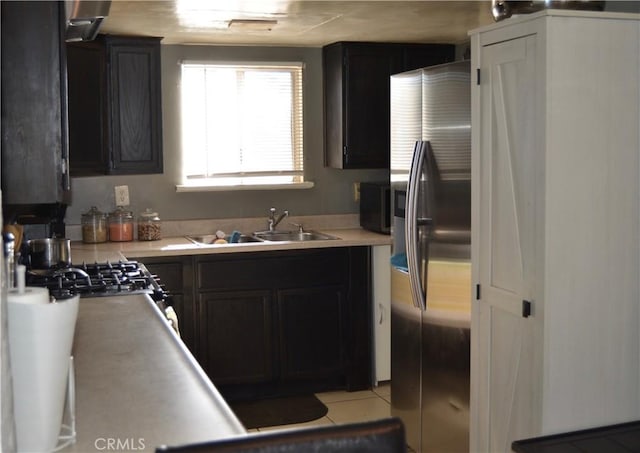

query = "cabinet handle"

[
  {"left": 448, "top": 398, "right": 463, "bottom": 411},
  {"left": 62, "top": 158, "right": 70, "bottom": 191},
  {"left": 522, "top": 300, "right": 532, "bottom": 318},
  {"left": 379, "top": 303, "right": 384, "bottom": 324}
]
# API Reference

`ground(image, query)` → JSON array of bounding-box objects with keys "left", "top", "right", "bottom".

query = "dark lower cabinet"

[
  {"left": 141, "top": 247, "right": 371, "bottom": 402},
  {"left": 278, "top": 286, "right": 345, "bottom": 381},
  {"left": 198, "top": 290, "right": 274, "bottom": 385},
  {"left": 138, "top": 256, "right": 195, "bottom": 354}
]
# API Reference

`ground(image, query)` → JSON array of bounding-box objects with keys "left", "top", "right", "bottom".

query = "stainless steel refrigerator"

[{"left": 390, "top": 60, "right": 471, "bottom": 453}]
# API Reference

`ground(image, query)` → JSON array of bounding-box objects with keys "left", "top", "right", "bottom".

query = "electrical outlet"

[
  {"left": 353, "top": 182, "right": 360, "bottom": 202},
  {"left": 115, "top": 185, "right": 130, "bottom": 206}
]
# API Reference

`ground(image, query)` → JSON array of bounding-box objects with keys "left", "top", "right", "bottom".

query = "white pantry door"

[{"left": 472, "top": 33, "right": 540, "bottom": 453}]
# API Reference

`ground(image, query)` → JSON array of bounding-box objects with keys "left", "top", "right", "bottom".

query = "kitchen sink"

[
  {"left": 186, "top": 234, "right": 264, "bottom": 245},
  {"left": 186, "top": 230, "right": 339, "bottom": 245},
  {"left": 253, "top": 230, "right": 339, "bottom": 242}
]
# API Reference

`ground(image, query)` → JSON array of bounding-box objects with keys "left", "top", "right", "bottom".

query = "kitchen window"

[{"left": 177, "top": 61, "right": 311, "bottom": 191}]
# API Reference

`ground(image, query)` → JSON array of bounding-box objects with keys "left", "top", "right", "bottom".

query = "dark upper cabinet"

[
  {"left": 67, "top": 35, "right": 163, "bottom": 176},
  {"left": 1, "top": 1, "right": 70, "bottom": 206},
  {"left": 323, "top": 42, "right": 455, "bottom": 169}
]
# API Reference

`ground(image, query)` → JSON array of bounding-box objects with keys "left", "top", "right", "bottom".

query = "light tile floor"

[
  {"left": 252, "top": 382, "right": 416, "bottom": 452},
  {"left": 253, "top": 381, "right": 392, "bottom": 433}
]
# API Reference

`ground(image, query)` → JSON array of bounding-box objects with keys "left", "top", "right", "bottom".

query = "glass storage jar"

[
  {"left": 81, "top": 206, "right": 108, "bottom": 243},
  {"left": 108, "top": 207, "right": 134, "bottom": 242},
  {"left": 137, "top": 208, "right": 161, "bottom": 241}
]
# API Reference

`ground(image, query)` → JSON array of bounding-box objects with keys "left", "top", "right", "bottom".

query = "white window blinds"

[{"left": 180, "top": 62, "right": 304, "bottom": 187}]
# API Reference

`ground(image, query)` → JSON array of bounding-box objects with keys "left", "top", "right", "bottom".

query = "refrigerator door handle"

[{"left": 405, "top": 141, "right": 429, "bottom": 311}]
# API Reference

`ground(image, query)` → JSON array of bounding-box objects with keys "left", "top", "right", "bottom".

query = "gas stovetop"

[{"left": 26, "top": 260, "right": 165, "bottom": 301}]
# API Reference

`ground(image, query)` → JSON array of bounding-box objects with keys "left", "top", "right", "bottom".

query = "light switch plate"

[{"left": 115, "top": 185, "right": 130, "bottom": 206}]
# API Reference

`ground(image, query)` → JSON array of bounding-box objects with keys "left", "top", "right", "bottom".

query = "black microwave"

[{"left": 359, "top": 181, "right": 391, "bottom": 234}]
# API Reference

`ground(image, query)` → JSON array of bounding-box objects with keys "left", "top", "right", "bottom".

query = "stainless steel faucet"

[{"left": 268, "top": 207, "right": 289, "bottom": 231}]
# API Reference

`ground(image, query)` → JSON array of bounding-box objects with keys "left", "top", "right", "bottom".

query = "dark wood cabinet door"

[
  {"left": 67, "top": 35, "right": 163, "bottom": 176},
  {"left": 108, "top": 39, "right": 163, "bottom": 174},
  {"left": 278, "top": 286, "right": 346, "bottom": 380},
  {"left": 67, "top": 43, "right": 109, "bottom": 176},
  {"left": 323, "top": 42, "right": 454, "bottom": 170},
  {"left": 197, "top": 290, "right": 275, "bottom": 385},
  {"left": 324, "top": 42, "right": 395, "bottom": 169},
  {"left": 1, "top": 0, "right": 69, "bottom": 205},
  {"left": 342, "top": 47, "right": 397, "bottom": 169}
]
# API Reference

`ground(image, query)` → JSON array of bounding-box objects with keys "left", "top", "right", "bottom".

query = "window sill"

[{"left": 176, "top": 181, "right": 315, "bottom": 192}]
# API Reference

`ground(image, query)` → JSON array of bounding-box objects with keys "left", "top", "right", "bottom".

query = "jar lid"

[
  {"left": 82, "top": 206, "right": 106, "bottom": 220},
  {"left": 139, "top": 208, "right": 159, "bottom": 220},
  {"left": 110, "top": 206, "right": 133, "bottom": 220}
]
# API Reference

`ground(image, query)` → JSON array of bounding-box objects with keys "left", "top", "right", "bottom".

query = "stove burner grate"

[{"left": 26, "top": 260, "right": 160, "bottom": 299}]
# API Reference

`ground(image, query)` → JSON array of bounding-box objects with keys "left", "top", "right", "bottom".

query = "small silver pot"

[{"left": 27, "top": 238, "right": 71, "bottom": 269}]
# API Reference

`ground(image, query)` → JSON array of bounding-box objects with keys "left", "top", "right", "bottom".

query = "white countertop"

[
  {"left": 61, "top": 294, "right": 246, "bottom": 452},
  {"left": 70, "top": 228, "right": 391, "bottom": 262}
]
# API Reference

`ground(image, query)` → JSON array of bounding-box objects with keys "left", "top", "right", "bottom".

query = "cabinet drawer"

[
  {"left": 142, "top": 262, "right": 183, "bottom": 291},
  {"left": 196, "top": 249, "right": 350, "bottom": 291}
]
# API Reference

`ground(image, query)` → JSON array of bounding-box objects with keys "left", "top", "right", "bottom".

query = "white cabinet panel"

[
  {"left": 473, "top": 33, "right": 540, "bottom": 452},
  {"left": 373, "top": 245, "right": 391, "bottom": 383},
  {"left": 471, "top": 10, "right": 640, "bottom": 452}
]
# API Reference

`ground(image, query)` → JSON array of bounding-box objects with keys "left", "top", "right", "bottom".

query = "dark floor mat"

[{"left": 230, "top": 394, "right": 328, "bottom": 429}]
